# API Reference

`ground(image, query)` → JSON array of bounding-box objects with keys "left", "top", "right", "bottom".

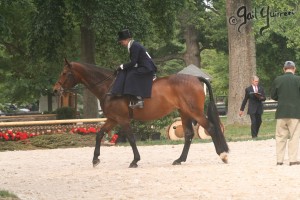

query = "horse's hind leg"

[
  {"left": 173, "top": 115, "right": 194, "bottom": 165},
  {"left": 205, "top": 122, "right": 228, "bottom": 163},
  {"left": 198, "top": 116, "right": 229, "bottom": 163},
  {"left": 123, "top": 124, "right": 141, "bottom": 168}
]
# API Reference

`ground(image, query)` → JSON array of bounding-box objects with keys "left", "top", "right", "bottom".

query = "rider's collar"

[{"left": 127, "top": 39, "right": 134, "bottom": 52}]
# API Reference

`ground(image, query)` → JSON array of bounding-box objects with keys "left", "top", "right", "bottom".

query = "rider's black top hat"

[{"left": 118, "top": 29, "right": 132, "bottom": 41}]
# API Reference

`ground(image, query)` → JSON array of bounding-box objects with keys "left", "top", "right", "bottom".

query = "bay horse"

[{"left": 53, "top": 59, "right": 229, "bottom": 168}]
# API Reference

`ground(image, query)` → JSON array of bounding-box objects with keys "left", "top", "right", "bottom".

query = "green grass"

[
  {"left": 222, "top": 111, "right": 276, "bottom": 142},
  {"left": 0, "top": 189, "right": 19, "bottom": 199}
]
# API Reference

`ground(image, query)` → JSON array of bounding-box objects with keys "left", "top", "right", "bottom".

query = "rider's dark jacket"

[{"left": 111, "top": 40, "right": 157, "bottom": 98}]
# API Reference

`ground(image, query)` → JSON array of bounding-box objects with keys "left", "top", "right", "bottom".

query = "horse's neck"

[{"left": 75, "top": 65, "right": 113, "bottom": 100}]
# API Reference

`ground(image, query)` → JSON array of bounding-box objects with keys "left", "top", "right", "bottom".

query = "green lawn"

[
  {"left": 222, "top": 111, "right": 276, "bottom": 142},
  {"left": 0, "top": 190, "right": 19, "bottom": 199}
]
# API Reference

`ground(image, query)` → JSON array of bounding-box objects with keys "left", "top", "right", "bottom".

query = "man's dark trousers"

[{"left": 250, "top": 113, "right": 262, "bottom": 138}]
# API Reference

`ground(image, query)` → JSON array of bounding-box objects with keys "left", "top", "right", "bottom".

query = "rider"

[{"left": 111, "top": 29, "right": 157, "bottom": 109}]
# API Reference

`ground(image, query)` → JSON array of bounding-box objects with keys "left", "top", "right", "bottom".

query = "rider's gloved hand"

[
  {"left": 114, "top": 65, "right": 123, "bottom": 75},
  {"left": 117, "top": 64, "right": 124, "bottom": 71}
]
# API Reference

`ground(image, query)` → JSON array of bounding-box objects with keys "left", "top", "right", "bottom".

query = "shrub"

[
  {"left": 131, "top": 111, "right": 179, "bottom": 141},
  {"left": 55, "top": 107, "right": 76, "bottom": 119}
]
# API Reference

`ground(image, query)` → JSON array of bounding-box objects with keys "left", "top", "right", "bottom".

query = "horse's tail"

[{"left": 198, "top": 77, "right": 229, "bottom": 155}]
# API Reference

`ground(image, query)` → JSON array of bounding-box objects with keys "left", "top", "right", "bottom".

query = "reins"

[
  {"left": 84, "top": 73, "right": 116, "bottom": 90},
  {"left": 60, "top": 66, "right": 116, "bottom": 93}
]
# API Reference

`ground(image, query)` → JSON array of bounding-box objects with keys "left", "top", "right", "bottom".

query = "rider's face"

[{"left": 119, "top": 39, "right": 129, "bottom": 47}]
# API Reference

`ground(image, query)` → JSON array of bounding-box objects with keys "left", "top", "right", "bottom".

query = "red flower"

[
  {"left": 20, "top": 133, "right": 28, "bottom": 140},
  {"left": 75, "top": 127, "right": 87, "bottom": 135},
  {"left": 3, "top": 134, "right": 9, "bottom": 141},
  {"left": 71, "top": 128, "right": 77, "bottom": 133},
  {"left": 110, "top": 134, "right": 119, "bottom": 144},
  {"left": 88, "top": 127, "right": 97, "bottom": 133},
  {"left": 15, "top": 134, "right": 21, "bottom": 140}
]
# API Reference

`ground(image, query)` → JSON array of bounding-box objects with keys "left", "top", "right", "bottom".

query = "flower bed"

[{"left": 0, "top": 124, "right": 118, "bottom": 143}]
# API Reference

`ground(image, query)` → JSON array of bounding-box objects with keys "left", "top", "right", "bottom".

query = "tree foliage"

[
  {"left": 202, "top": 49, "right": 229, "bottom": 96},
  {"left": 253, "top": 0, "right": 300, "bottom": 93},
  {"left": 0, "top": 0, "right": 299, "bottom": 122}
]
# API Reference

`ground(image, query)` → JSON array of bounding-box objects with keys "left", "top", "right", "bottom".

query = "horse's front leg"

[
  {"left": 123, "top": 125, "right": 140, "bottom": 168},
  {"left": 173, "top": 117, "right": 194, "bottom": 165},
  {"left": 92, "top": 120, "right": 116, "bottom": 167}
]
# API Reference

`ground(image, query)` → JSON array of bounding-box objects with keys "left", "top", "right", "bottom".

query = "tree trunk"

[
  {"left": 226, "top": 0, "right": 256, "bottom": 125},
  {"left": 183, "top": 25, "right": 201, "bottom": 67},
  {"left": 47, "top": 92, "right": 53, "bottom": 112},
  {"left": 80, "top": 16, "right": 98, "bottom": 118}
]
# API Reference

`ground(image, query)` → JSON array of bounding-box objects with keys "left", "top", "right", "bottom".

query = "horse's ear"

[{"left": 64, "top": 58, "right": 71, "bottom": 68}]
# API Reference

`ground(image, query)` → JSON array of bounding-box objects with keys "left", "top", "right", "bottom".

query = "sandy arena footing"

[{"left": 1, "top": 139, "right": 300, "bottom": 200}]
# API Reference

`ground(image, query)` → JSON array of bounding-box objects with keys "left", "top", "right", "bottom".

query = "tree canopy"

[{"left": 0, "top": 0, "right": 299, "bottom": 120}]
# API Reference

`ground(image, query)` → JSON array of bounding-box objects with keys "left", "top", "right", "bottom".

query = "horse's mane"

[
  {"left": 80, "top": 62, "right": 113, "bottom": 75},
  {"left": 73, "top": 62, "right": 114, "bottom": 81}
]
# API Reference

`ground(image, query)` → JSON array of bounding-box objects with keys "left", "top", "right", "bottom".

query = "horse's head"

[{"left": 53, "top": 59, "right": 78, "bottom": 95}]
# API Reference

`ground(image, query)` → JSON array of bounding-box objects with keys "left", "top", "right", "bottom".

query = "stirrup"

[{"left": 129, "top": 100, "right": 144, "bottom": 109}]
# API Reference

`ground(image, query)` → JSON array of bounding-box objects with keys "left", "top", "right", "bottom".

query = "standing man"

[
  {"left": 111, "top": 29, "right": 157, "bottom": 109},
  {"left": 271, "top": 61, "right": 300, "bottom": 166},
  {"left": 239, "top": 75, "right": 266, "bottom": 138}
]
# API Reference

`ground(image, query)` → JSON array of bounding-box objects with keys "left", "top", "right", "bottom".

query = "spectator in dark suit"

[
  {"left": 271, "top": 61, "right": 300, "bottom": 166},
  {"left": 111, "top": 29, "right": 157, "bottom": 109},
  {"left": 239, "top": 75, "right": 266, "bottom": 138}
]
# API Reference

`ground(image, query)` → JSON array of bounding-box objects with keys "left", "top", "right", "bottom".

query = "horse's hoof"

[
  {"left": 92, "top": 159, "right": 100, "bottom": 167},
  {"left": 220, "top": 152, "right": 228, "bottom": 164},
  {"left": 172, "top": 160, "right": 181, "bottom": 165},
  {"left": 129, "top": 163, "right": 138, "bottom": 168}
]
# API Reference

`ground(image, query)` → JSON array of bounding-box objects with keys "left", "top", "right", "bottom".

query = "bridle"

[
  {"left": 57, "top": 71, "right": 73, "bottom": 87},
  {"left": 55, "top": 70, "right": 77, "bottom": 93},
  {"left": 56, "top": 66, "right": 116, "bottom": 93}
]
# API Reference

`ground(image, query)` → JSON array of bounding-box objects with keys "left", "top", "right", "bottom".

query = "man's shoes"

[
  {"left": 129, "top": 100, "right": 144, "bottom": 109},
  {"left": 276, "top": 162, "right": 283, "bottom": 165},
  {"left": 289, "top": 161, "right": 300, "bottom": 166}
]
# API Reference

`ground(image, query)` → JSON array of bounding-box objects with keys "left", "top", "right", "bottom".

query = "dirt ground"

[{"left": 1, "top": 139, "right": 300, "bottom": 200}]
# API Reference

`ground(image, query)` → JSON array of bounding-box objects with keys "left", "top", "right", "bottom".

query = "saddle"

[{"left": 106, "top": 93, "right": 144, "bottom": 109}]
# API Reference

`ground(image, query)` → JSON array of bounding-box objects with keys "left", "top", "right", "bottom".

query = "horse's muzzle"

[{"left": 53, "top": 82, "right": 63, "bottom": 95}]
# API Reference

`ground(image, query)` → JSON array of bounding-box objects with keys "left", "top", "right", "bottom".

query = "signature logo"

[{"left": 229, "top": 6, "right": 295, "bottom": 35}]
